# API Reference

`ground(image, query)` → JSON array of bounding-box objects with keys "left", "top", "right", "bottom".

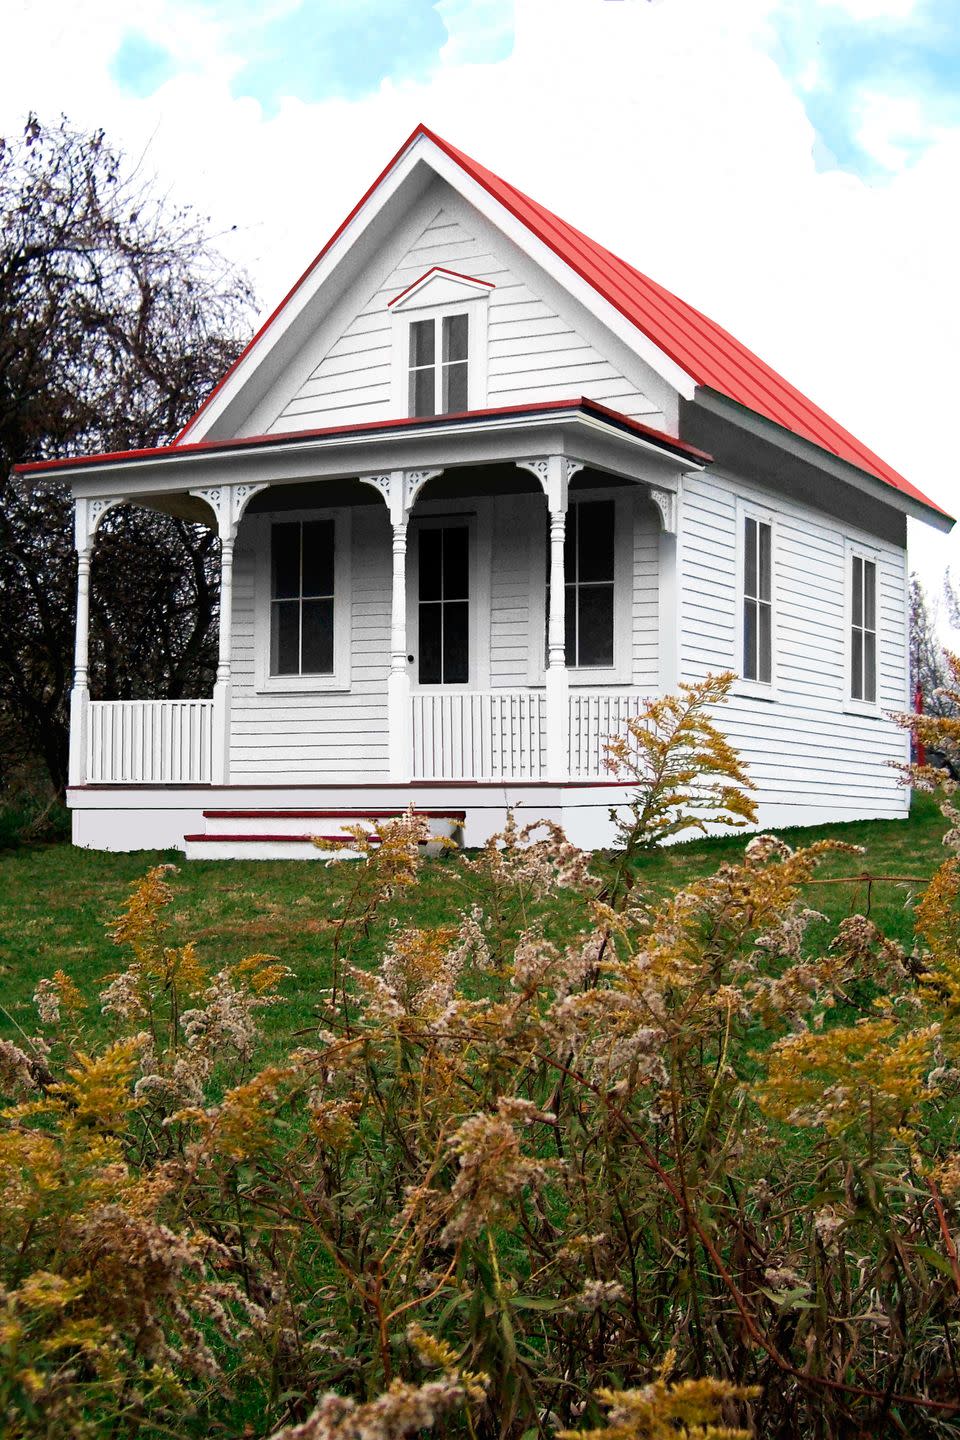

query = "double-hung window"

[
  {"left": 408, "top": 314, "right": 469, "bottom": 418},
  {"left": 850, "top": 552, "right": 878, "bottom": 705},
  {"left": 270, "top": 520, "right": 335, "bottom": 676},
  {"left": 742, "top": 514, "right": 773, "bottom": 685}
]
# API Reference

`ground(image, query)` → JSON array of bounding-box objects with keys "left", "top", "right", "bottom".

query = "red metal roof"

[
  {"left": 419, "top": 126, "right": 946, "bottom": 518},
  {"left": 44, "top": 122, "right": 944, "bottom": 520}
]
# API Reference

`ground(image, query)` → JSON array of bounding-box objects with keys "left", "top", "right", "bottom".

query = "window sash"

[
  {"left": 408, "top": 314, "right": 469, "bottom": 417},
  {"left": 270, "top": 520, "right": 335, "bottom": 676},
  {"left": 742, "top": 516, "right": 772, "bottom": 684},
  {"left": 850, "top": 555, "right": 877, "bottom": 703}
]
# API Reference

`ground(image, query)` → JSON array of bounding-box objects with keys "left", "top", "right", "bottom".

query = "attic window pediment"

[
  {"left": 390, "top": 268, "right": 491, "bottom": 416},
  {"left": 388, "top": 266, "right": 494, "bottom": 312}
]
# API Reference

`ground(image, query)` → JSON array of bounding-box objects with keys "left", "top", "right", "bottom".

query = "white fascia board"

[
  {"left": 65, "top": 410, "right": 700, "bottom": 509},
  {"left": 693, "top": 388, "right": 954, "bottom": 534},
  {"left": 178, "top": 140, "right": 433, "bottom": 445},
  {"left": 421, "top": 144, "right": 698, "bottom": 403}
]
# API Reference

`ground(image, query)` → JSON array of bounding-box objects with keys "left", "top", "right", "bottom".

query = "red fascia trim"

[
  {"left": 386, "top": 265, "right": 496, "bottom": 307},
  {"left": 201, "top": 812, "right": 466, "bottom": 823},
  {"left": 172, "top": 124, "right": 435, "bottom": 445},
  {"left": 14, "top": 396, "right": 711, "bottom": 475}
]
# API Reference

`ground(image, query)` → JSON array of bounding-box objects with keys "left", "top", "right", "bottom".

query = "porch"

[
  {"left": 63, "top": 401, "right": 700, "bottom": 850},
  {"left": 80, "top": 686, "right": 651, "bottom": 785}
]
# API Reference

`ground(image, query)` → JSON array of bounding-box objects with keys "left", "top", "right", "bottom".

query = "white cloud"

[{"left": 3, "top": 0, "right": 958, "bottom": 611}]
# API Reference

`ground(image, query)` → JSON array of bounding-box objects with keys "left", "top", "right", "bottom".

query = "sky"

[{"left": 5, "top": 0, "right": 960, "bottom": 624}]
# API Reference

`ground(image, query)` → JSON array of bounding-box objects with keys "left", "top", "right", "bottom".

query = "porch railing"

[
  {"left": 87, "top": 699, "right": 214, "bottom": 784},
  {"left": 411, "top": 690, "right": 546, "bottom": 780},
  {"left": 568, "top": 691, "right": 648, "bottom": 779}
]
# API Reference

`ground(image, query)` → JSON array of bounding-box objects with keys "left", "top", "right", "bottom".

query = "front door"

[{"left": 416, "top": 521, "right": 469, "bottom": 685}]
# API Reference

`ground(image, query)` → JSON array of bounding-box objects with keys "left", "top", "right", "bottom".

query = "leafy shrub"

[{"left": 1, "top": 674, "right": 959, "bottom": 1439}]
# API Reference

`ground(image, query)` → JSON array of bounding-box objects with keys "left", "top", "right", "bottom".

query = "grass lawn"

[{"left": 0, "top": 792, "right": 947, "bottom": 1054}]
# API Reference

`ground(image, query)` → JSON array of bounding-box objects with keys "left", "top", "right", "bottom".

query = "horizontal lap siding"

[
  {"left": 489, "top": 496, "right": 535, "bottom": 689},
  {"left": 633, "top": 497, "right": 660, "bottom": 690},
  {"left": 269, "top": 202, "right": 658, "bottom": 432},
  {"left": 679, "top": 471, "right": 909, "bottom": 818},
  {"left": 228, "top": 508, "right": 391, "bottom": 782}
]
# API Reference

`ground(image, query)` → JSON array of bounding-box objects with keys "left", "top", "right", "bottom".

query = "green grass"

[{"left": 0, "top": 793, "right": 947, "bottom": 1052}]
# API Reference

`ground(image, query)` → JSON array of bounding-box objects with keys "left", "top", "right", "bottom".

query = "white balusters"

[{"left": 86, "top": 700, "right": 214, "bottom": 783}]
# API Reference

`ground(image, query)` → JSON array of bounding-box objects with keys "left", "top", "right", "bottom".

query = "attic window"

[{"left": 409, "top": 314, "right": 469, "bottom": 417}]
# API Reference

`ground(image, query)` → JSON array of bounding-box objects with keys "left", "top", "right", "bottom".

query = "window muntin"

[
  {"left": 850, "top": 554, "right": 877, "bottom": 703},
  {"left": 418, "top": 524, "right": 469, "bottom": 684},
  {"left": 742, "top": 515, "right": 772, "bottom": 684},
  {"left": 408, "top": 314, "right": 469, "bottom": 418},
  {"left": 270, "top": 520, "right": 335, "bottom": 676},
  {"left": 546, "top": 500, "right": 615, "bottom": 668}
]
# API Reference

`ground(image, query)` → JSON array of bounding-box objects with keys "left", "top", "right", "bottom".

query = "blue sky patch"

[
  {"left": 110, "top": 31, "right": 178, "bottom": 98},
  {"left": 769, "top": 0, "right": 960, "bottom": 175},
  {"left": 219, "top": 0, "right": 514, "bottom": 113}
]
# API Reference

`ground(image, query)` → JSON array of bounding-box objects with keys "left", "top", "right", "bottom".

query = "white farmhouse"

[{"left": 17, "top": 125, "right": 953, "bottom": 855}]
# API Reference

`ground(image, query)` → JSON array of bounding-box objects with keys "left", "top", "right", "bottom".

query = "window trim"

[
  {"left": 391, "top": 294, "right": 489, "bottom": 416},
  {"left": 734, "top": 498, "right": 779, "bottom": 702},
  {"left": 253, "top": 507, "right": 352, "bottom": 694},
  {"left": 527, "top": 487, "right": 634, "bottom": 687},
  {"left": 844, "top": 538, "right": 882, "bottom": 716}
]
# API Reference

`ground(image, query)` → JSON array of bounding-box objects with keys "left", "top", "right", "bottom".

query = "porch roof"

[{"left": 14, "top": 399, "right": 709, "bottom": 508}]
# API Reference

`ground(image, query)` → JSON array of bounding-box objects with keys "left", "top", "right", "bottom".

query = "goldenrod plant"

[{"left": 2, "top": 675, "right": 960, "bottom": 1437}]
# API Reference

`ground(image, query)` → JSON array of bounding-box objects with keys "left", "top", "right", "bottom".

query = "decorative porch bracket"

[
  {"left": 359, "top": 469, "right": 442, "bottom": 781},
  {"left": 517, "top": 456, "right": 584, "bottom": 781},
  {"left": 189, "top": 483, "right": 269, "bottom": 784},
  {"left": 69, "top": 495, "right": 126, "bottom": 787}
]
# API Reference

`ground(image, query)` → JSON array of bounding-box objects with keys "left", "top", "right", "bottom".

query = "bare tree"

[
  {"left": 909, "top": 573, "right": 954, "bottom": 718},
  {"left": 0, "top": 115, "right": 255, "bottom": 794}
]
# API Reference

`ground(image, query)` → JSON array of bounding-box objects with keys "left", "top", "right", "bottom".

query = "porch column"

[
  {"left": 211, "top": 533, "right": 235, "bottom": 786},
  {"left": 69, "top": 496, "right": 121, "bottom": 787},
  {"left": 518, "top": 456, "right": 582, "bottom": 781},
  {"left": 388, "top": 518, "right": 411, "bottom": 781},
  {"left": 360, "top": 469, "right": 440, "bottom": 783},
  {"left": 191, "top": 483, "right": 268, "bottom": 786},
  {"left": 68, "top": 547, "right": 92, "bottom": 787}
]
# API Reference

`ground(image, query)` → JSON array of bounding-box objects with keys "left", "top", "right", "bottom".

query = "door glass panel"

[
  {"left": 443, "top": 601, "right": 469, "bottom": 684},
  {"left": 419, "top": 605, "right": 442, "bottom": 685},
  {"left": 443, "top": 526, "right": 469, "bottom": 599},
  {"left": 418, "top": 528, "right": 443, "bottom": 601}
]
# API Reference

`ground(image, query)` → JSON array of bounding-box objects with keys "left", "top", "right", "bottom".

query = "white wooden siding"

[
  {"left": 229, "top": 505, "right": 391, "bottom": 782},
  {"left": 268, "top": 203, "right": 659, "bottom": 434},
  {"left": 678, "top": 470, "right": 910, "bottom": 820},
  {"left": 226, "top": 488, "right": 661, "bottom": 781}
]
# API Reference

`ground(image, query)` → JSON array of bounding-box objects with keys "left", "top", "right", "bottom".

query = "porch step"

[{"left": 183, "top": 808, "right": 465, "bottom": 861}]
